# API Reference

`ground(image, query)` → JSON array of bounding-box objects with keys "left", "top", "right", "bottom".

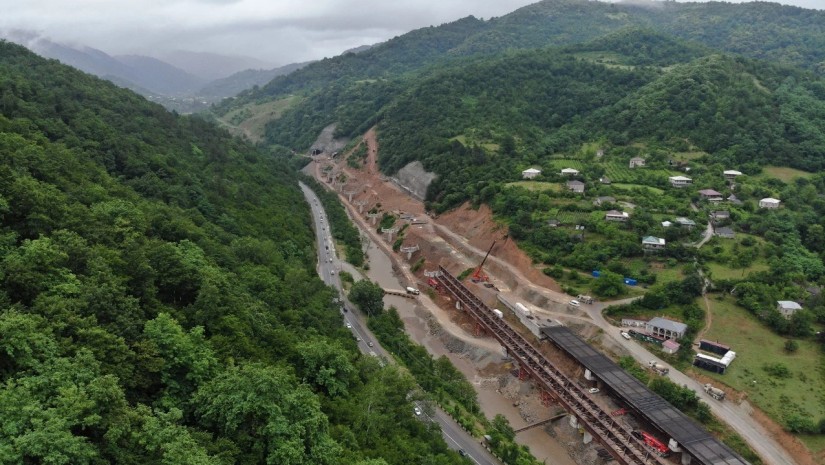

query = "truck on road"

[
  {"left": 648, "top": 360, "right": 670, "bottom": 376},
  {"left": 704, "top": 383, "right": 725, "bottom": 400},
  {"left": 405, "top": 287, "right": 420, "bottom": 295}
]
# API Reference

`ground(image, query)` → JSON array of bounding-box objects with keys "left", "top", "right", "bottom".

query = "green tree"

[
  {"left": 592, "top": 270, "right": 625, "bottom": 298},
  {"left": 349, "top": 280, "right": 385, "bottom": 316}
]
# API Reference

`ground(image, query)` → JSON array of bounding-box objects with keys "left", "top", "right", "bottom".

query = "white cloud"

[{"left": 0, "top": 0, "right": 820, "bottom": 65}]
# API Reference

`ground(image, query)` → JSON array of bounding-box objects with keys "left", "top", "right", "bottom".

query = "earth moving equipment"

[{"left": 471, "top": 240, "right": 496, "bottom": 282}]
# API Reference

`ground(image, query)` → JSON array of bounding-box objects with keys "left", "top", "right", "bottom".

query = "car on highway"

[
  {"left": 330, "top": 270, "right": 335, "bottom": 275},
  {"left": 589, "top": 387, "right": 600, "bottom": 394},
  {"left": 345, "top": 322, "right": 352, "bottom": 329},
  {"left": 568, "top": 299, "right": 580, "bottom": 307},
  {"left": 621, "top": 331, "right": 631, "bottom": 340},
  {"left": 414, "top": 406, "right": 422, "bottom": 416},
  {"left": 458, "top": 450, "right": 467, "bottom": 457},
  {"left": 367, "top": 341, "right": 374, "bottom": 347}
]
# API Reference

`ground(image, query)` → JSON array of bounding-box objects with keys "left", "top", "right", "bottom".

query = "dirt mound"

[{"left": 438, "top": 203, "right": 562, "bottom": 292}]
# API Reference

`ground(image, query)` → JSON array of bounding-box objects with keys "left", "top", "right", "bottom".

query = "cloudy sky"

[{"left": 1, "top": 0, "right": 821, "bottom": 66}]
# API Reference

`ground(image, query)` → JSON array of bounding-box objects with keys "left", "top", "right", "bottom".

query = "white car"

[
  {"left": 621, "top": 331, "right": 631, "bottom": 340},
  {"left": 414, "top": 406, "right": 422, "bottom": 416},
  {"left": 568, "top": 300, "right": 580, "bottom": 307},
  {"left": 589, "top": 388, "right": 600, "bottom": 394},
  {"left": 345, "top": 322, "right": 352, "bottom": 329}
]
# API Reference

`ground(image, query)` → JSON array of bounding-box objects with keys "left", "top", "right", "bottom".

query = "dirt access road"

[{"left": 311, "top": 130, "right": 802, "bottom": 465}]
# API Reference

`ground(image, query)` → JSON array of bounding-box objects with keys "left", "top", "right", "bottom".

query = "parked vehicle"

[
  {"left": 576, "top": 294, "right": 594, "bottom": 304},
  {"left": 704, "top": 383, "right": 726, "bottom": 400},
  {"left": 492, "top": 309, "right": 504, "bottom": 319},
  {"left": 568, "top": 300, "right": 580, "bottom": 307},
  {"left": 589, "top": 387, "right": 600, "bottom": 394},
  {"left": 621, "top": 331, "right": 631, "bottom": 340},
  {"left": 405, "top": 286, "right": 420, "bottom": 295}
]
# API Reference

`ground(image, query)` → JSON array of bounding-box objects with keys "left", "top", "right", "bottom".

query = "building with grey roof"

[{"left": 645, "top": 317, "right": 688, "bottom": 340}]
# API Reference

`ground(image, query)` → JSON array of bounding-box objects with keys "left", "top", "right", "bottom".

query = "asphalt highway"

[{"left": 299, "top": 181, "right": 501, "bottom": 465}]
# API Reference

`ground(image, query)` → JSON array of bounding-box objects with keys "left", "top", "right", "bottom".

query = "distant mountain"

[
  {"left": 219, "top": 0, "right": 825, "bottom": 115},
  {"left": 196, "top": 61, "right": 311, "bottom": 100},
  {"left": 159, "top": 50, "right": 274, "bottom": 81},
  {"left": 1, "top": 31, "right": 204, "bottom": 97},
  {"left": 114, "top": 54, "right": 205, "bottom": 95}
]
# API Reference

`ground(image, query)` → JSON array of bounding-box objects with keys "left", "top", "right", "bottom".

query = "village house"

[
  {"left": 723, "top": 170, "right": 743, "bottom": 181},
  {"left": 561, "top": 168, "right": 580, "bottom": 176},
  {"left": 662, "top": 339, "right": 681, "bottom": 354},
  {"left": 629, "top": 157, "right": 646, "bottom": 168},
  {"left": 547, "top": 219, "right": 561, "bottom": 228},
  {"left": 594, "top": 196, "right": 616, "bottom": 206},
  {"left": 776, "top": 301, "right": 802, "bottom": 319},
  {"left": 661, "top": 220, "right": 673, "bottom": 228},
  {"left": 642, "top": 235, "right": 666, "bottom": 250},
  {"left": 727, "top": 194, "right": 743, "bottom": 206},
  {"left": 675, "top": 217, "right": 696, "bottom": 228},
  {"left": 698, "top": 189, "right": 724, "bottom": 202},
  {"left": 714, "top": 226, "right": 735, "bottom": 239},
  {"left": 521, "top": 168, "right": 541, "bottom": 179},
  {"left": 710, "top": 210, "right": 730, "bottom": 222},
  {"left": 759, "top": 198, "right": 781, "bottom": 209},
  {"left": 668, "top": 175, "right": 693, "bottom": 187},
  {"left": 567, "top": 180, "right": 585, "bottom": 193},
  {"left": 646, "top": 317, "right": 688, "bottom": 340},
  {"left": 599, "top": 176, "right": 612, "bottom": 185},
  {"left": 605, "top": 210, "right": 629, "bottom": 222}
]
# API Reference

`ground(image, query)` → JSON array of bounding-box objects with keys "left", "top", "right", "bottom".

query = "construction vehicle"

[
  {"left": 470, "top": 240, "right": 496, "bottom": 283},
  {"left": 631, "top": 430, "right": 671, "bottom": 457},
  {"left": 648, "top": 360, "right": 670, "bottom": 376},
  {"left": 704, "top": 383, "right": 725, "bottom": 400}
]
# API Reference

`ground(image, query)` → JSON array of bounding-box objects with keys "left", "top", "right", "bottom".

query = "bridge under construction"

[{"left": 434, "top": 265, "right": 750, "bottom": 465}]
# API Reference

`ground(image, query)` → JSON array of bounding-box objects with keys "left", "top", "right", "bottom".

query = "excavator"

[{"left": 470, "top": 240, "right": 496, "bottom": 283}]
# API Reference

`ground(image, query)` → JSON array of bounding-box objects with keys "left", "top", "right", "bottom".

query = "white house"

[
  {"left": 759, "top": 198, "right": 781, "bottom": 209},
  {"left": 605, "top": 210, "right": 629, "bottom": 222},
  {"left": 669, "top": 175, "right": 693, "bottom": 187},
  {"left": 522, "top": 168, "right": 541, "bottom": 179},
  {"left": 560, "top": 168, "right": 580, "bottom": 176},
  {"left": 661, "top": 220, "right": 673, "bottom": 228},
  {"left": 646, "top": 317, "right": 688, "bottom": 340},
  {"left": 776, "top": 301, "right": 802, "bottom": 319},
  {"left": 723, "top": 170, "right": 743, "bottom": 181},
  {"left": 642, "top": 236, "right": 666, "bottom": 250},
  {"left": 629, "top": 157, "right": 646, "bottom": 168}
]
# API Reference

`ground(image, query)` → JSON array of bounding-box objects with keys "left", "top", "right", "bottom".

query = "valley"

[{"left": 306, "top": 124, "right": 821, "bottom": 465}]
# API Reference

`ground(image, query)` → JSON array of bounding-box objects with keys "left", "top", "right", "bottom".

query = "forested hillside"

[
  {"left": 216, "top": 0, "right": 825, "bottom": 117},
  {"left": 0, "top": 40, "right": 464, "bottom": 465}
]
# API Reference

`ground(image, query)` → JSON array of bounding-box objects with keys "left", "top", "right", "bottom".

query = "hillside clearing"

[{"left": 700, "top": 295, "right": 825, "bottom": 454}]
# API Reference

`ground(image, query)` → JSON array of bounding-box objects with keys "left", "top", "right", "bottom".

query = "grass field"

[
  {"left": 700, "top": 295, "right": 825, "bottom": 453},
  {"left": 760, "top": 166, "right": 814, "bottom": 183},
  {"left": 707, "top": 262, "right": 770, "bottom": 280},
  {"left": 672, "top": 151, "right": 709, "bottom": 161},
  {"left": 219, "top": 95, "right": 301, "bottom": 141},
  {"left": 505, "top": 181, "right": 561, "bottom": 192},
  {"left": 547, "top": 159, "right": 585, "bottom": 171},
  {"left": 611, "top": 183, "right": 664, "bottom": 195}
]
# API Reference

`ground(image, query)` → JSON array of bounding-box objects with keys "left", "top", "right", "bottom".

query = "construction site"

[{"left": 305, "top": 126, "right": 799, "bottom": 465}]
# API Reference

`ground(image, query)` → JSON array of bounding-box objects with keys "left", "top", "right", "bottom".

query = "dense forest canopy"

[
  {"left": 0, "top": 40, "right": 466, "bottom": 465},
  {"left": 215, "top": 0, "right": 825, "bottom": 116}
]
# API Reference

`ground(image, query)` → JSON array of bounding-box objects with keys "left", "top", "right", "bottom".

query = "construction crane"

[{"left": 471, "top": 240, "right": 496, "bottom": 283}]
